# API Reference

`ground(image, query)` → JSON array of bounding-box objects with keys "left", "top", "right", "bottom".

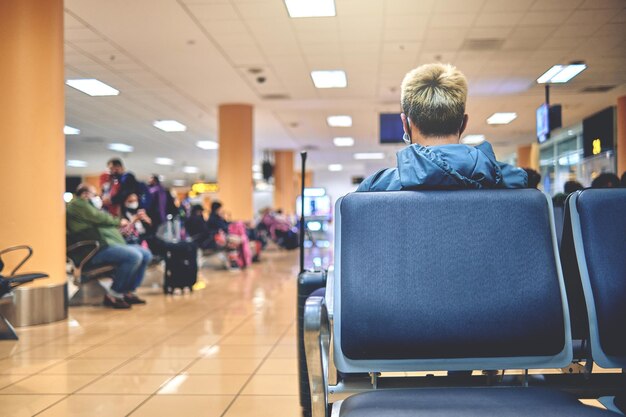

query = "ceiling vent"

[
  {"left": 461, "top": 38, "right": 505, "bottom": 51},
  {"left": 261, "top": 94, "right": 291, "bottom": 100},
  {"left": 580, "top": 85, "right": 616, "bottom": 93},
  {"left": 81, "top": 137, "right": 104, "bottom": 144}
]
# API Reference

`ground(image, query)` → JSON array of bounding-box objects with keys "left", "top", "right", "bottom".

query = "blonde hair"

[{"left": 400, "top": 63, "right": 468, "bottom": 137}]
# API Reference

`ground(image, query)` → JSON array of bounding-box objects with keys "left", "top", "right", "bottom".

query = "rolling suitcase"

[{"left": 163, "top": 241, "right": 197, "bottom": 294}]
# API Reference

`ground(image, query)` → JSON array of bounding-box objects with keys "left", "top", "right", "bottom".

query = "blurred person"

[
  {"left": 522, "top": 168, "right": 541, "bottom": 189},
  {"left": 100, "top": 158, "right": 144, "bottom": 216},
  {"left": 553, "top": 180, "right": 584, "bottom": 206},
  {"left": 120, "top": 193, "right": 153, "bottom": 246},
  {"left": 207, "top": 201, "right": 230, "bottom": 234},
  {"left": 591, "top": 173, "right": 620, "bottom": 189},
  {"left": 67, "top": 184, "right": 152, "bottom": 308},
  {"left": 208, "top": 201, "right": 252, "bottom": 268},
  {"left": 621, "top": 172, "right": 626, "bottom": 187},
  {"left": 147, "top": 174, "right": 177, "bottom": 228},
  {"left": 358, "top": 63, "right": 526, "bottom": 191}
]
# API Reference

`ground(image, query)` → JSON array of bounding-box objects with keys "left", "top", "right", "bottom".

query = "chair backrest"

[
  {"left": 333, "top": 189, "right": 571, "bottom": 373},
  {"left": 569, "top": 189, "right": 626, "bottom": 368}
]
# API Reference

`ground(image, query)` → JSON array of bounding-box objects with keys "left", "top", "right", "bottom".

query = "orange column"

[
  {"left": 0, "top": 0, "right": 65, "bottom": 285},
  {"left": 617, "top": 96, "right": 626, "bottom": 175},
  {"left": 517, "top": 143, "right": 539, "bottom": 170},
  {"left": 217, "top": 104, "right": 253, "bottom": 221},
  {"left": 273, "top": 151, "right": 295, "bottom": 215}
]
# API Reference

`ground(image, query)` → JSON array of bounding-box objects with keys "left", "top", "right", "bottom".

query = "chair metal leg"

[
  {"left": 69, "top": 280, "right": 108, "bottom": 306},
  {"left": 304, "top": 296, "right": 330, "bottom": 417},
  {"left": 0, "top": 314, "right": 18, "bottom": 340}
]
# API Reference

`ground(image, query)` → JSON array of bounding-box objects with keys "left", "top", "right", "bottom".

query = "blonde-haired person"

[{"left": 357, "top": 63, "right": 527, "bottom": 191}]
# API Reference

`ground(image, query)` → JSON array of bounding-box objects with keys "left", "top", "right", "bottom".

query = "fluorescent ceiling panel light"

[
  {"left": 64, "top": 125, "right": 80, "bottom": 135},
  {"left": 253, "top": 172, "right": 264, "bottom": 180},
  {"left": 155, "top": 157, "right": 174, "bottom": 166},
  {"left": 252, "top": 164, "right": 261, "bottom": 172},
  {"left": 172, "top": 179, "right": 187, "bottom": 187},
  {"left": 327, "top": 115, "right": 352, "bottom": 127},
  {"left": 183, "top": 166, "right": 199, "bottom": 174},
  {"left": 304, "top": 188, "right": 326, "bottom": 197},
  {"left": 328, "top": 164, "right": 343, "bottom": 172},
  {"left": 154, "top": 120, "right": 187, "bottom": 132},
  {"left": 66, "top": 79, "right": 119, "bottom": 96},
  {"left": 311, "top": 70, "right": 347, "bottom": 88},
  {"left": 354, "top": 152, "right": 385, "bottom": 160},
  {"left": 66, "top": 160, "right": 88, "bottom": 168},
  {"left": 108, "top": 143, "right": 134, "bottom": 153},
  {"left": 196, "top": 140, "right": 219, "bottom": 150},
  {"left": 460, "top": 134, "right": 486, "bottom": 145},
  {"left": 487, "top": 112, "right": 517, "bottom": 125},
  {"left": 537, "top": 64, "right": 587, "bottom": 84},
  {"left": 285, "top": 0, "right": 335, "bottom": 17},
  {"left": 333, "top": 137, "right": 354, "bottom": 147}
]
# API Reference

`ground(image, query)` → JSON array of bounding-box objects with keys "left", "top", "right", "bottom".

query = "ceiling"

[{"left": 64, "top": 0, "right": 626, "bottom": 184}]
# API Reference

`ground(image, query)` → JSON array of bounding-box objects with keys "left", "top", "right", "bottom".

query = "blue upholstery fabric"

[
  {"left": 576, "top": 189, "right": 626, "bottom": 357},
  {"left": 338, "top": 388, "right": 620, "bottom": 417},
  {"left": 339, "top": 190, "right": 565, "bottom": 360}
]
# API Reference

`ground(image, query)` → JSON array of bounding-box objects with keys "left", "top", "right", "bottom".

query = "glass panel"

[
  {"left": 539, "top": 146, "right": 555, "bottom": 194},
  {"left": 554, "top": 136, "right": 582, "bottom": 195}
]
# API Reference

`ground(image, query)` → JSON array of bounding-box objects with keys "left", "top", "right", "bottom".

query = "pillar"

[
  {"left": 273, "top": 151, "right": 296, "bottom": 215},
  {"left": 0, "top": 0, "right": 65, "bottom": 285},
  {"left": 517, "top": 143, "right": 539, "bottom": 171},
  {"left": 217, "top": 104, "right": 253, "bottom": 220},
  {"left": 617, "top": 96, "right": 626, "bottom": 175}
]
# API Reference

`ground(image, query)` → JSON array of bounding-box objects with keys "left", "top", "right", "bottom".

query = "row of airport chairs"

[{"left": 303, "top": 188, "right": 625, "bottom": 417}]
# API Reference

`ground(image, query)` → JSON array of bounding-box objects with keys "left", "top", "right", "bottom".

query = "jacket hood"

[{"left": 397, "top": 141, "right": 504, "bottom": 189}]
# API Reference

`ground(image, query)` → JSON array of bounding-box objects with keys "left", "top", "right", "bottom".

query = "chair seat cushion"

[{"left": 339, "top": 387, "right": 619, "bottom": 417}]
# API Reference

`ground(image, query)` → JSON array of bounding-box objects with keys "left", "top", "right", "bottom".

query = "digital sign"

[{"left": 583, "top": 107, "right": 615, "bottom": 158}]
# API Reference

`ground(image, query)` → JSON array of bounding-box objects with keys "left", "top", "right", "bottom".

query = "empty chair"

[{"left": 304, "top": 189, "right": 619, "bottom": 416}]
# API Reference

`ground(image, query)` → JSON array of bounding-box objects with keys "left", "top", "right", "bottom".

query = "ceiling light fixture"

[
  {"left": 487, "top": 112, "right": 517, "bottom": 125},
  {"left": 66, "top": 79, "right": 119, "bottom": 96},
  {"left": 66, "top": 160, "right": 88, "bottom": 168},
  {"left": 108, "top": 143, "right": 134, "bottom": 153},
  {"left": 354, "top": 152, "right": 385, "bottom": 160},
  {"left": 155, "top": 157, "right": 174, "bottom": 166},
  {"left": 172, "top": 179, "right": 187, "bottom": 187},
  {"left": 154, "top": 120, "right": 187, "bottom": 132},
  {"left": 64, "top": 125, "right": 80, "bottom": 135},
  {"left": 284, "top": 0, "right": 336, "bottom": 18},
  {"left": 333, "top": 137, "right": 354, "bottom": 147},
  {"left": 328, "top": 164, "right": 343, "bottom": 171},
  {"left": 327, "top": 115, "right": 352, "bottom": 127},
  {"left": 311, "top": 70, "right": 347, "bottom": 89},
  {"left": 253, "top": 172, "right": 264, "bottom": 180},
  {"left": 196, "top": 140, "right": 219, "bottom": 150},
  {"left": 183, "top": 166, "right": 199, "bottom": 174},
  {"left": 537, "top": 64, "right": 587, "bottom": 84}
]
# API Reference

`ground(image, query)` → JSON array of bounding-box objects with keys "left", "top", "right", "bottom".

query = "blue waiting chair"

[
  {"left": 304, "top": 190, "right": 619, "bottom": 416},
  {"left": 567, "top": 189, "right": 626, "bottom": 413}
]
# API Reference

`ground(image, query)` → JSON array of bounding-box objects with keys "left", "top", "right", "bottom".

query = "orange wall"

[
  {"left": 217, "top": 104, "right": 253, "bottom": 221},
  {"left": 0, "top": 0, "right": 66, "bottom": 284},
  {"left": 517, "top": 143, "right": 539, "bottom": 171}
]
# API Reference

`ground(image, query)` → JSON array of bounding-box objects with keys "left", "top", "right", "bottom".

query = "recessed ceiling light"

[
  {"left": 183, "top": 166, "right": 199, "bottom": 174},
  {"left": 284, "top": 0, "right": 336, "bottom": 17},
  {"left": 172, "top": 179, "right": 187, "bottom": 187},
  {"left": 460, "top": 134, "right": 486, "bottom": 145},
  {"left": 155, "top": 157, "right": 174, "bottom": 166},
  {"left": 66, "top": 160, "right": 88, "bottom": 168},
  {"left": 311, "top": 70, "right": 347, "bottom": 89},
  {"left": 63, "top": 192, "right": 74, "bottom": 203},
  {"left": 333, "top": 137, "right": 354, "bottom": 147},
  {"left": 66, "top": 79, "right": 119, "bottom": 96},
  {"left": 252, "top": 164, "right": 261, "bottom": 172},
  {"left": 154, "top": 120, "right": 187, "bottom": 132},
  {"left": 537, "top": 64, "right": 587, "bottom": 84},
  {"left": 196, "top": 140, "right": 219, "bottom": 150},
  {"left": 64, "top": 125, "right": 80, "bottom": 135},
  {"left": 328, "top": 164, "right": 343, "bottom": 171},
  {"left": 327, "top": 115, "right": 352, "bottom": 127},
  {"left": 354, "top": 152, "right": 385, "bottom": 160},
  {"left": 108, "top": 143, "right": 134, "bottom": 153},
  {"left": 487, "top": 112, "right": 517, "bottom": 125}
]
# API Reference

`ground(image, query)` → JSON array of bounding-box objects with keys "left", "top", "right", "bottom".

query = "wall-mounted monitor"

[
  {"left": 536, "top": 103, "right": 550, "bottom": 143},
  {"left": 296, "top": 195, "right": 332, "bottom": 219},
  {"left": 379, "top": 113, "right": 405, "bottom": 144}
]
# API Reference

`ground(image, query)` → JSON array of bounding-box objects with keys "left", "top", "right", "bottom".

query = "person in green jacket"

[{"left": 67, "top": 184, "right": 152, "bottom": 309}]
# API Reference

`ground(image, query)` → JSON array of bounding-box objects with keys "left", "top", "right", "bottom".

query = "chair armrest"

[
  {"left": 67, "top": 241, "right": 100, "bottom": 271},
  {"left": 325, "top": 266, "right": 334, "bottom": 321},
  {"left": 0, "top": 245, "right": 33, "bottom": 276},
  {"left": 304, "top": 296, "right": 330, "bottom": 417}
]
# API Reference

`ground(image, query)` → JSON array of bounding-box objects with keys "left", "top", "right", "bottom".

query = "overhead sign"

[{"left": 191, "top": 183, "right": 219, "bottom": 194}]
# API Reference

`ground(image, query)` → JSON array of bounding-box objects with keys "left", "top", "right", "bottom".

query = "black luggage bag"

[{"left": 163, "top": 241, "right": 198, "bottom": 294}]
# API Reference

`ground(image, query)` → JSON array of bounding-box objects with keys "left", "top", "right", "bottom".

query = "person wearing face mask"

[
  {"left": 120, "top": 193, "right": 153, "bottom": 245},
  {"left": 100, "top": 158, "right": 144, "bottom": 216},
  {"left": 66, "top": 184, "right": 152, "bottom": 309},
  {"left": 357, "top": 63, "right": 527, "bottom": 192}
]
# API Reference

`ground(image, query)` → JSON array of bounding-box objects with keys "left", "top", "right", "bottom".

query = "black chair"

[
  {"left": 567, "top": 189, "right": 626, "bottom": 413},
  {"left": 0, "top": 245, "right": 48, "bottom": 339},
  {"left": 304, "top": 190, "right": 619, "bottom": 416},
  {"left": 66, "top": 240, "right": 115, "bottom": 306}
]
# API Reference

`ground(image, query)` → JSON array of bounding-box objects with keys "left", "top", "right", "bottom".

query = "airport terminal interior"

[{"left": 0, "top": 0, "right": 625, "bottom": 416}]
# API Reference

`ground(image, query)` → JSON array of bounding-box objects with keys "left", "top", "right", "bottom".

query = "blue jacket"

[{"left": 357, "top": 141, "right": 527, "bottom": 192}]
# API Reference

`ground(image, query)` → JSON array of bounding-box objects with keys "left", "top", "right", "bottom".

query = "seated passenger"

[
  {"left": 358, "top": 63, "right": 526, "bottom": 192},
  {"left": 67, "top": 184, "right": 152, "bottom": 309},
  {"left": 523, "top": 168, "right": 541, "bottom": 189},
  {"left": 186, "top": 204, "right": 225, "bottom": 251},
  {"left": 591, "top": 172, "right": 620, "bottom": 188},
  {"left": 120, "top": 193, "right": 153, "bottom": 246}
]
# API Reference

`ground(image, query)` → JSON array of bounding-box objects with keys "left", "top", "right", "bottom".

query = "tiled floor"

[{"left": 0, "top": 250, "right": 303, "bottom": 417}]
